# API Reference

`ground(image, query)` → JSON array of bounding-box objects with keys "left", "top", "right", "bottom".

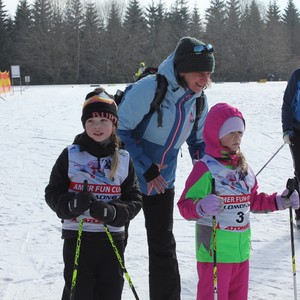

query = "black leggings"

[
  {"left": 143, "top": 188, "right": 181, "bottom": 300},
  {"left": 61, "top": 236, "right": 124, "bottom": 300}
]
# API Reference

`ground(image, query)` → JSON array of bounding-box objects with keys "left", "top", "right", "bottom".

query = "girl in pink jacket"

[{"left": 177, "top": 102, "right": 299, "bottom": 300}]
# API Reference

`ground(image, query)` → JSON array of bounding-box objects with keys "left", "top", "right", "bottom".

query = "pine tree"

[
  {"left": 188, "top": 6, "right": 204, "bottom": 40},
  {"left": 264, "top": 1, "right": 290, "bottom": 80},
  {"left": 49, "top": 1, "right": 69, "bottom": 83},
  {"left": 123, "top": 0, "right": 148, "bottom": 80},
  {"left": 104, "top": 1, "right": 127, "bottom": 82},
  {"left": 0, "top": 0, "right": 10, "bottom": 70},
  {"left": 239, "top": 0, "right": 265, "bottom": 81},
  {"left": 144, "top": 1, "right": 170, "bottom": 65},
  {"left": 30, "top": 0, "right": 54, "bottom": 83},
  {"left": 167, "top": 0, "right": 190, "bottom": 45},
  {"left": 80, "top": 2, "right": 103, "bottom": 83},
  {"left": 223, "top": 0, "right": 242, "bottom": 81},
  {"left": 11, "top": 0, "right": 33, "bottom": 77},
  {"left": 64, "top": 0, "right": 84, "bottom": 83},
  {"left": 205, "top": 0, "right": 227, "bottom": 81},
  {"left": 282, "top": 0, "right": 300, "bottom": 63}
]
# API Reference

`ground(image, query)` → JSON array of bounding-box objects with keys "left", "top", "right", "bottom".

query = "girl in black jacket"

[{"left": 45, "top": 91, "right": 143, "bottom": 300}]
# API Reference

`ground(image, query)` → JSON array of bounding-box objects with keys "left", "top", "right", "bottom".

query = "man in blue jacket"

[
  {"left": 117, "top": 36, "right": 215, "bottom": 300},
  {"left": 282, "top": 68, "right": 300, "bottom": 229}
]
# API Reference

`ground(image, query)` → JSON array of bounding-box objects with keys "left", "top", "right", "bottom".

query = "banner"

[{"left": 0, "top": 71, "right": 12, "bottom": 95}]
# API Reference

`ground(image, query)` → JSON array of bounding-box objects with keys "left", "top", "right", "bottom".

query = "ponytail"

[{"left": 109, "top": 130, "right": 121, "bottom": 181}]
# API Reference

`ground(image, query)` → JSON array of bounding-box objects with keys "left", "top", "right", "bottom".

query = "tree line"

[{"left": 0, "top": 0, "right": 299, "bottom": 84}]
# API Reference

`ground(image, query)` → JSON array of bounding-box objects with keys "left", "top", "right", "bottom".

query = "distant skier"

[
  {"left": 178, "top": 102, "right": 300, "bottom": 300},
  {"left": 133, "top": 61, "right": 146, "bottom": 81},
  {"left": 282, "top": 68, "right": 300, "bottom": 229}
]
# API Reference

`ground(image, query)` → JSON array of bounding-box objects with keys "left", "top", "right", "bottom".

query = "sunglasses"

[{"left": 193, "top": 44, "right": 214, "bottom": 54}]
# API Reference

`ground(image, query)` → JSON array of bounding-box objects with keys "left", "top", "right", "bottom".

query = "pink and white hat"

[{"left": 219, "top": 116, "right": 245, "bottom": 139}]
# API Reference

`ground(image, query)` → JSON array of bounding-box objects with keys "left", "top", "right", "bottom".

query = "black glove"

[
  {"left": 90, "top": 200, "right": 116, "bottom": 223},
  {"left": 68, "top": 191, "right": 92, "bottom": 215}
]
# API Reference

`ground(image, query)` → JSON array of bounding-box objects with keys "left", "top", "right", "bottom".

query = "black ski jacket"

[{"left": 45, "top": 132, "right": 143, "bottom": 240}]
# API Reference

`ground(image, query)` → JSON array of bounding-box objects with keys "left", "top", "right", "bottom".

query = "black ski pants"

[
  {"left": 290, "top": 129, "right": 300, "bottom": 219},
  {"left": 61, "top": 236, "right": 124, "bottom": 300},
  {"left": 143, "top": 188, "right": 181, "bottom": 300}
]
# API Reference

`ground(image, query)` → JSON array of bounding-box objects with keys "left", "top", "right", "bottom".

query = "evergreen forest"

[{"left": 0, "top": 0, "right": 299, "bottom": 84}]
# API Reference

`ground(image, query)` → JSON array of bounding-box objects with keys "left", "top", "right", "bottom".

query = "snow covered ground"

[{"left": 0, "top": 80, "right": 299, "bottom": 299}]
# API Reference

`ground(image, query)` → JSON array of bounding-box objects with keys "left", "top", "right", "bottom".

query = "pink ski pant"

[{"left": 197, "top": 260, "right": 249, "bottom": 300}]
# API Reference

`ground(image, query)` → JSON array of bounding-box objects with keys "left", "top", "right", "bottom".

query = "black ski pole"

[
  {"left": 70, "top": 180, "right": 87, "bottom": 300},
  {"left": 286, "top": 178, "right": 298, "bottom": 300},
  {"left": 211, "top": 178, "right": 218, "bottom": 300},
  {"left": 104, "top": 223, "right": 140, "bottom": 300},
  {"left": 256, "top": 143, "right": 285, "bottom": 176}
]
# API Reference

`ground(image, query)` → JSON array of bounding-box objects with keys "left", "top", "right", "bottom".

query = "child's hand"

[
  {"left": 276, "top": 189, "right": 300, "bottom": 210},
  {"left": 68, "top": 192, "right": 92, "bottom": 215},
  {"left": 90, "top": 201, "right": 116, "bottom": 223},
  {"left": 196, "top": 194, "right": 224, "bottom": 217}
]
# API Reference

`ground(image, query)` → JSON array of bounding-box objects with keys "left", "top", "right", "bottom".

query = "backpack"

[{"left": 114, "top": 68, "right": 205, "bottom": 129}]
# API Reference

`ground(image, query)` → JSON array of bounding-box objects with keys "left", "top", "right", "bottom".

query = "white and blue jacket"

[{"left": 117, "top": 53, "right": 208, "bottom": 194}]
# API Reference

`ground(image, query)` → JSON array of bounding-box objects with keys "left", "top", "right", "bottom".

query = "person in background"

[
  {"left": 117, "top": 36, "right": 215, "bottom": 300},
  {"left": 45, "top": 91, "right": 142, "bottom": 300},
  {"left": 178, "top": 102, "right": 299, "bottom": 300},
  {"left": 134, "top": 61, "right": 146, "bottom": 80},
  {"left": 282, "top": 68, "right": 300, "bottom": 229}
]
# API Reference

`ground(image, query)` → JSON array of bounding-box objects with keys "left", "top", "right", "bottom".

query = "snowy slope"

[{"left": 0, "top": 81, "right": 298, "bottom": 300}]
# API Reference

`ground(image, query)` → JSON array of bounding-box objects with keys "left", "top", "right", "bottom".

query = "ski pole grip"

[
  {"left": 83, "top": 180, "right": 88, "bottom": 193},
  {"left": 211, "top": 178, "right": 216, "bottom": 195},
  {"left": 286, "top": 178, "right": 297, "bottom": 198}
]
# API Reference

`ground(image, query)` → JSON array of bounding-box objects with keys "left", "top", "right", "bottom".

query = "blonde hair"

[
  {"left": 236, "top": 150, "right": 248, "bottom": 176},
  {"left": 109, "top": 129, "right": 121, "bottom": 181}
]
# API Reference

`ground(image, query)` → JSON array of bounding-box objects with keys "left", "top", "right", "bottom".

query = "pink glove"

[
  {"left": 196, "top": 194, "right": 224, "bottom": 217},
  {"left": 276, "top": 189, "right": 300, "bottom": 210}
]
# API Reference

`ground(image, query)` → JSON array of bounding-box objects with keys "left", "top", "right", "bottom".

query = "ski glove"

[
  {"left": 276, "top": 189, "right": 300, "bottom": 210},
  {"left": 283, "top": 130, "right": 294, "bottom": 145},
  {"left": 68, "top": 191, "right": 93, "bottom": 215},
  {"left": 196, "top": 194, "right": 224, "bottom": 218},
  {"left": 90, "top": 200, "right": 116, "bottom": 223}
]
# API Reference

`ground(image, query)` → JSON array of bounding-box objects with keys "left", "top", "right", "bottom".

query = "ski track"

[{"left": 0, "top": 82, "right": 299, "bottom": 299}]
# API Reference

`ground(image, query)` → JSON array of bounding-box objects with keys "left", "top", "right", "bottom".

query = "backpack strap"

[
  {"left": 149, "top": 73, "right": 168, "bottom": 127},
  {"left": 194, "top": 91, "right": 206, "bottom": 131},
  {"left": 115, "top": 73, "right": 168, "bottom": 127}
]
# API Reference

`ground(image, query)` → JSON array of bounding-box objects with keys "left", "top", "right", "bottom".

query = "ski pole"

[
  {"left": 286, "top": 178, "right": 298, "bottom": 300},
  {"left": 70, "top": 180, "right": 87, "bottom": 300},
  {"left": 211, "top": 178, "right": 218, "bottom": 300},
  {"left": 290, "top": 207, "right": 298, "bottom": 300},
  {"left": 256, "top": 143, "right": 285, "bottom": 176},
  {"left": 104, "top": 223, "right": 140, "bottom": 300}
]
